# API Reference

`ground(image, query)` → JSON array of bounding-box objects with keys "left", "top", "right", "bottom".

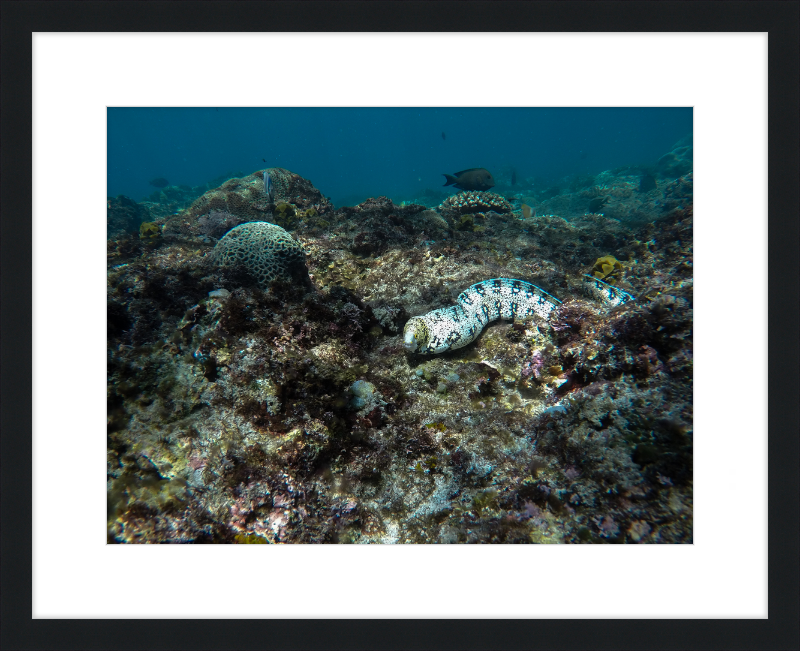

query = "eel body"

[
  {"left": 582, "top": 274, "right": 635, "bottom": 307},
  {"left": 403, "top": 278, "right": 562, "bottom": 354},
  {"left": 403, "top": 275, "right": 634, "bottom": 355}
]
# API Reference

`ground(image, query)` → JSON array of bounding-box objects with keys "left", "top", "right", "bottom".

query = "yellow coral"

[
  {"left": 591, "top": 255, "right": 623, "bottom": 282},
  {"left": 139, "top": 221, "right": 160, "bottom": 240}
]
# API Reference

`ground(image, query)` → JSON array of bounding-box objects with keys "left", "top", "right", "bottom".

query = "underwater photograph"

[{"left": 107, "top": 107, "right": 693, "bottom": 544}]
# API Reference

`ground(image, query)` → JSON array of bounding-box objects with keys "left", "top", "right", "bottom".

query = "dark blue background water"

[{"left": 108, "top": 108, "right": 692, "bottom": 207}]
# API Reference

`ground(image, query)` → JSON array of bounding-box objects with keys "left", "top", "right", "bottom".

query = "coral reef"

[
  {"left": 439, "top": 191, "right": 512, "bottom": 221},
  {"left": 160, "top": 168, "right": 333, "bottom": 242},
  {"left": 107, "top": 150, "right": 693, "bottom": 544},
  {"left": 331, "top": 196, "right": 437, "bottom": 257},
  {"left": 517, "top": 138, "right": 694, "bottom": 225}
]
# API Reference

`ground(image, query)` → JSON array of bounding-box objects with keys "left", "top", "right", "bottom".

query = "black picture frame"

[{"left": 2, "top": 1, "right": 797, "bottom": 650}]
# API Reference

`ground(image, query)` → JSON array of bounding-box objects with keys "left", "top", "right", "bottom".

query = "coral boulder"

[{"left": 213, "top": 221, "right": 309, "bottom": 288}]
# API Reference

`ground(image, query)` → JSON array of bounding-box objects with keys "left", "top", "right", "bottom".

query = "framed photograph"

[
  {"left": 106, "top": 105, "right": 694, "bottom": 549},
  {"left": 3, "top": 1, "right": 796, "bottom": 649}
]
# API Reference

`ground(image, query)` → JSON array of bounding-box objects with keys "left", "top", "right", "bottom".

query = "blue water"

[{"left": 107, "top": 107, "right": 692, "bottom": 206}]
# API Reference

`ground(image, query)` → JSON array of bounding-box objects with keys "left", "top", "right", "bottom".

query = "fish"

[
  {"left": 264, "top": 170, "right": 274, "bottom": 202},
  {"left": 638, "top": 172, "right": 657, "bottom": 192},
  {"left": 149, "top": 177, "right": 169, "bottom": 188},
  {"left": 588, "top": 196, "right": 609, "bottom": 212},
  {"left": 442, "top": 168, "right": 495, "bottom": 191},
  {"left": 441, "top": 132, "right": 446, "bottom": 140},
  {"left": 511, "top": 170, "right": 517, "bottom": 186},
  {"left": 521, "top": 204, "right": 532, "bottom": 219}
]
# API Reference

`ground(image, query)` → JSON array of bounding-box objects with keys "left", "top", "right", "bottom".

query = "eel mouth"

[{"left": 403, "top": 328, "right": 418, "bottom": 352}]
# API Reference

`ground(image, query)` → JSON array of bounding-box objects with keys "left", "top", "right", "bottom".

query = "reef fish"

[
  {"left": 149, "top": 177, "right": 169, "bottom": 188},
  {"left": 638, "top": 172, "right": 657, "bottom": 193},
  {"left": 511, "top": 170, "right": 517, "bottom": 186},
  {"left": 442, "top": 168, "right": 495, "bottom": 191},
  {"left": 441, "top": 131, "right": 446, "bottom": 140},
  {"left": 264, "top": 170, "right": 274, "bottom": 202}
]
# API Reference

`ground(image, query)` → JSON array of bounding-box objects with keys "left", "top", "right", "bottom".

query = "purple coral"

[{"left": 521, "top": 350, "right": 545, "bottom": 379}]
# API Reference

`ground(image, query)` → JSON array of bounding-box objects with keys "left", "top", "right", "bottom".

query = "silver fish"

[{"left": 264, "top": 171, "right": 274, "bottom": 202}]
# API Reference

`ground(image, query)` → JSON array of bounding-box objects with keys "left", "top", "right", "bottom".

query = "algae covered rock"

[{"left": 107, "top": 195, "right": 151, "bottom": 239}]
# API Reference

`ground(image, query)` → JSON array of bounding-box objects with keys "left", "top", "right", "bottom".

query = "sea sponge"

[
  {"left": 213, "top": 221, "right": 307, "bottom": 288},
  {"left": 439, "top": 191, "right": 512, "bottom": 220},
  {"left": 591, "top": 255, "right": 623, "bottom": 282}
]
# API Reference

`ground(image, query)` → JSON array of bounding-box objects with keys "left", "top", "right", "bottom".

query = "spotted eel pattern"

[
  {"left": 582, "top": 274, "right": 635, "bottom": 307},
  {"left": 403, "top": 276, "right": 634, "bottom": 355}
]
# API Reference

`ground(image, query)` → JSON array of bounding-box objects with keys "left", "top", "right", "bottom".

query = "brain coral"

[
  {"left": 213, "top": 221, "right": 307, "bottom": 287},
  {"left": 439, "top": 191, "right": 512, "bottom": 219}
]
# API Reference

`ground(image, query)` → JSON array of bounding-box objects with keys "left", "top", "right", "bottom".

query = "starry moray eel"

[
  {"left": 582, "top": 274, "right": 635, "bottom": 307},
  {"left": 403, "top": 278, "right": 561, "bottom": 354},
  {"left": 403, "top": 276, "right": 634, "bottom": 355}
]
